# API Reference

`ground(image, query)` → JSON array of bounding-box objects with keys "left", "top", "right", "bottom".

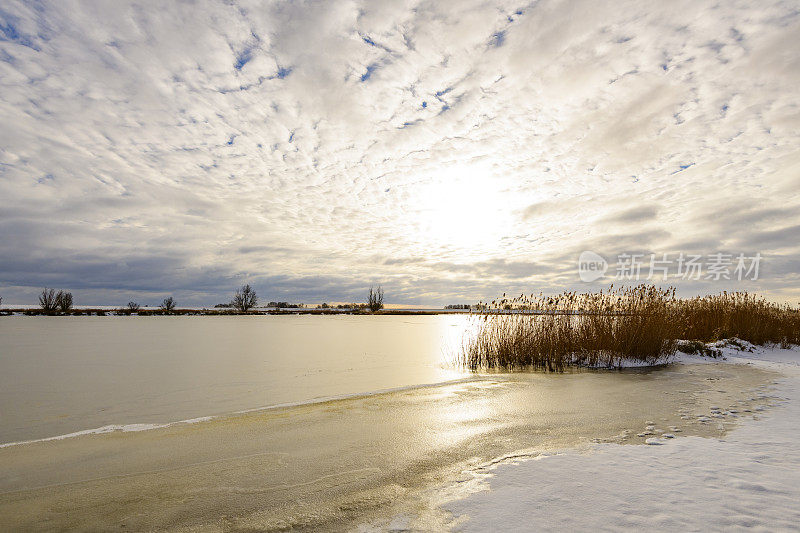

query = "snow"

[
  {"left": 443, "top": 344, "right": 800, "bottom": 531},
  {"left": 579, "top": 338, "right": 747, "bottom": 368},
  {"left": 0, "top": 416, "right": 214, "bottom": 449}
]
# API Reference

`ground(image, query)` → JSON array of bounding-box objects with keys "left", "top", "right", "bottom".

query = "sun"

[{"left": 413, "top": 161, "right": 514, "bottom": 255}]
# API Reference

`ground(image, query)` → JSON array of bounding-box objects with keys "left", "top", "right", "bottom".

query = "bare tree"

[
  {"left": 127, "top": 301, "right": 140, "bottom": 311},
  {"left": 368, "top": 285, "right": 384, "bottom": 312},
  {"left": 56, "top": 291, "right": 73, "bottom": 313},
  {"left": 232, "top": 284, "right": 257, "bottom": 312},
  {"left": 160, "top": 296, "right": 176, "bottom": 313},
  {"left": 39, "top": 288, "right": 59, "bottom": 313}
]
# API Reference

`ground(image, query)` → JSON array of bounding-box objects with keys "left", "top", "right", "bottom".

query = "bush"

[
  {"left": 39, "top": 288, "right": 59, "bottom": 313},
  {"left": 56, "top": 291, "right": 73, "bottom": 313},
  {"left": 232, "top": 284, "right": 257, "bottom": 312},
  {"left": 160, "top": 297, "right": 176, "bottom": 313},
  {"left": 368, "top": 286, "right": 384, "bottom": 312}
]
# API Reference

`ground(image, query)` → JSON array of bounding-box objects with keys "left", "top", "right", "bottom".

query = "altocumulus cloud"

[{"left": 0, "top": 0, "right": 799, "bottom": 306}]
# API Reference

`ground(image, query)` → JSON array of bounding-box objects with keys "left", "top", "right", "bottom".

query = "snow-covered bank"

[{"left": 443, "top": 345, "right": 800, "bottom": 531}]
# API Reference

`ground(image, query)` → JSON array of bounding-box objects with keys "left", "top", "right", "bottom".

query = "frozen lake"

[
  {"left": 0, "top": 315, "right": 470, "bottom": 444},
  {"left": 0, "top": 355, "right": 778, "bottom": 531},
  {"left": 0, "top": 315, "right": 782, "bottom": 530}
]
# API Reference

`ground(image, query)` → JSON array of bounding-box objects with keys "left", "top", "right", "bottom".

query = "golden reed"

[{"left": 460, "top": 285, "right": 799, "bottom": 371}]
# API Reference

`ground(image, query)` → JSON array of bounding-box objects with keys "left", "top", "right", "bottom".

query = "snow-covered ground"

[{"left": 443, "top": 344, "right": 800, "bottom": 531}]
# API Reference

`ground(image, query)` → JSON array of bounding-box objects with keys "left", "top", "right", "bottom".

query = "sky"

[{"left": 0, "top": 0, "right": 799, "bottom": 307}]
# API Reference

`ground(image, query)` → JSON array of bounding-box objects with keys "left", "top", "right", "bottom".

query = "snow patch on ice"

[
  {"left": 0, "top": 416, "right": 215, "bottom": 449},
  {"left": 443, "top": 345, "right": 800, "bottom": 531}
]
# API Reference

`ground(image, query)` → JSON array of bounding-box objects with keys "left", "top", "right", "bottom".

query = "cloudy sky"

[{"left": 1, "top": 0, "right": 799, "bottom": 306}]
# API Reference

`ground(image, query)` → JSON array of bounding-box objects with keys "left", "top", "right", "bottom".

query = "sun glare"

[{"left": 414, "top": 163, "right": 514, "bottom": 254}]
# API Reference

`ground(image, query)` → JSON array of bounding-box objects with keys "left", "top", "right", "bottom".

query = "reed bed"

[
  {"left": 460, "top": 285, "right": 800, "bottom": 371},
  {"left": 675, "top": 291, "right": 800, "bottom": 347}
]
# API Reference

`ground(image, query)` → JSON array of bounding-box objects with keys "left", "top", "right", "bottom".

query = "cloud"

[
  {"left": 0, "top": 0, "right": 799, "bottom": 305},
  {"left": 600, "top": 205, "right": 660, "bottom": 224}
]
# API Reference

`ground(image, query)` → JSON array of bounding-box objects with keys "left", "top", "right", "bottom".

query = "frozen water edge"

[
  {"left": 439, "top": 344, "right": 800, "bottom": 531},
  {"left": 571, "top": 338, "right": 752, "bottom": 369},
  {"left": 0, "top": 377, "right": 482, "bottom": 449},
  {"left": 0, "top": 417, "right": 215, "bottom": 449}
]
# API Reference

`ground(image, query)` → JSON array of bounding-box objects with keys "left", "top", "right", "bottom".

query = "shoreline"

[
  {"left": 0, "top": 349, "right": 737, "bottom": 450},
  {"left": 435, "top": 344, "right": 800, "bottom": 531},
  {"left": 0, "top": 308, "right": 473, "bottom": 316},
  {"left": 0, "top": 376, "right": 484, "bottom": 449},
  {"left": 0, "top": 358, "right": 778, "bottom": 531}
]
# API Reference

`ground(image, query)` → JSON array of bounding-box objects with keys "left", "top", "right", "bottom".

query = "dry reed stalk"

[{"left": 460, "top": 285, "right": 799, "bottom": 371}]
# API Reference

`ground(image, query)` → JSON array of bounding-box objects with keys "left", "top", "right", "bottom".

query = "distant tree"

[
  {"left": 232, "top": 284, "right": 258, "bottom": 312},
  {"left": 127, "top": 301, "right": 140, "bottom": 311},
  {"left": 368, "top": 285, "right": 384, "bottom": 312},
  {"left": 160, "top": 296, "right": 176, "bottom": 313},
  {"left": 268, "top": 301, "right": 301, "bottom": 309},
  {"left": 56, "top": 291, "right": 73, "bottom": 312},
  {"left": 39, "top": 288, "right": 59, "bottom": 313}
]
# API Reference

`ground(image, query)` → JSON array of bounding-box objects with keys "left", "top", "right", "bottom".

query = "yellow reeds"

[{"left": 460, "top": 285, "right": 799, "bottom": 371}]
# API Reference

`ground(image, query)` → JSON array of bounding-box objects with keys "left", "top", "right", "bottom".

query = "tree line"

[{"left": 0, "top": 285, "right": 385, "bottom": 315}]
